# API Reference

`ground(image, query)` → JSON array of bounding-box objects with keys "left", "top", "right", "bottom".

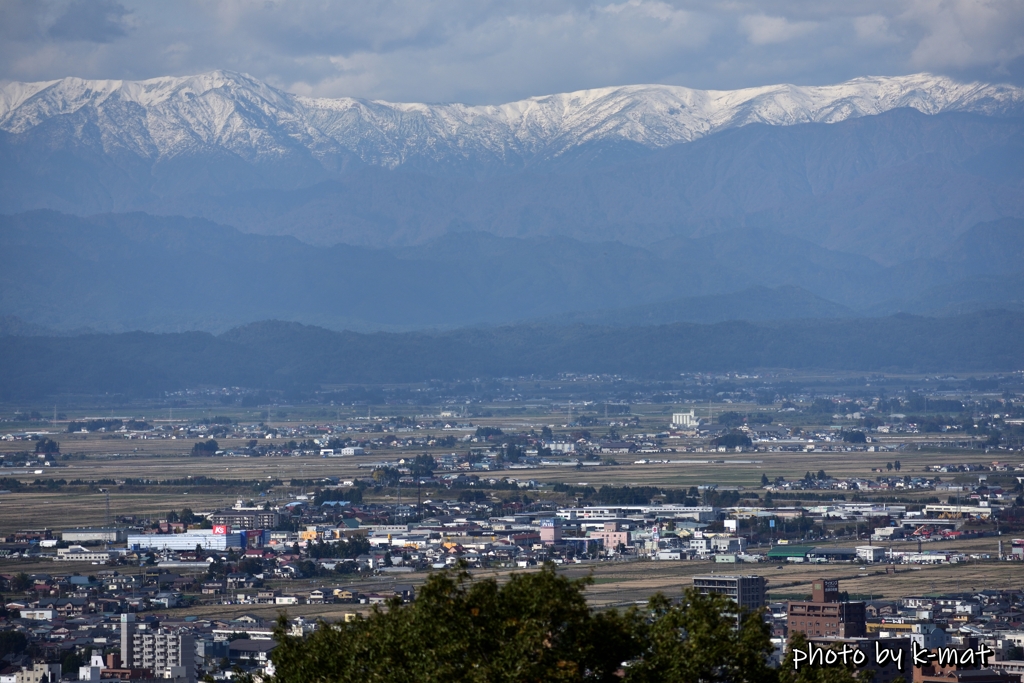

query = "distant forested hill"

[
  {"left": 2, "top": 311, "right": 1021, "bottom": 399},
  {"left": 2, "top": 211, "right": 1023, "bottom": 334}
]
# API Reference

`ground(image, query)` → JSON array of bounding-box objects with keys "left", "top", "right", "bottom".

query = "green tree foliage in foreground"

[{"left": 258, "top": 565, "right": 860, "bottom": 683}]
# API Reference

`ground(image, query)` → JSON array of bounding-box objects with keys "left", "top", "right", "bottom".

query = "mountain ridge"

[{"left": 2, "top": 70, "right": 1023, "bottom": 173}]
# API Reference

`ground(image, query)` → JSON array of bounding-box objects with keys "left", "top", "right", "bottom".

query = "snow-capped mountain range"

[{"left": 2, "top": 70, "right": 1022, "bottom": 170}]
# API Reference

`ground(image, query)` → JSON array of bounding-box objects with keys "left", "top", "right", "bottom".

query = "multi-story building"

[
  {"left": 131, "top": 629, "right": 196, "bottom": 681},
  {"left": 588, "top": 522, "right": 630, "bottom": 552},
  {"left": 711, "top": 536, "right": 747, "bottom": 553},
  {"left": 120, "top": 614, "right": 135, "bottom": 668},
  {"left": 121, "top": 615, "right": 197, "bottom": 682},
  {"left": 787, "top": 579, "right": 866, "bottom": 638},
  {"left": 539, "top": 519, "right": 562, "bottom": 545},
  {"left": 209, "top": 509, "right": 280, "bottom": 530},
  {"left": 691, "top": 575, "right": 767, "bottom": 612}
]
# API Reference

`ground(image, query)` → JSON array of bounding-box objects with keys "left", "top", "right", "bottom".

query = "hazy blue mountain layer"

[
  {"left": 2, "top": 311, "right": 1021, "bottom": 400},
  {"left": 3, "top": 70, "right": 1022, "bottom": 338},
  {"left": 1, "top": 211, "right": 1021, "bottom": 334}
]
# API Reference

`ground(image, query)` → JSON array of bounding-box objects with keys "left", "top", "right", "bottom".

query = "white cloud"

[
  {"left": 739, "top": 14, "right": 817, "bottom": 46},
  {"left": 901, "top": 0, "right": 1024, "bottom": 71},
  {"left": 852, "top": 14, "right": 899, "bottom": 44},
  {"left": 1, "top": 1, "right": 1023, "bottom": 102}
]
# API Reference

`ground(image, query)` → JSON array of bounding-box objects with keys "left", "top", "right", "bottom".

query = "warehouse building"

[{"left": 126, "top": 529, "right": 243, "bottom": 551}]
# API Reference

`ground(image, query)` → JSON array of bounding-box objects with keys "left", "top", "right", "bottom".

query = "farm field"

[
  {"left": 0, "top": 446, "right": 999, "bottom": 536},
  {"left": 0, "top": 428, "right": 1005, "bottom": 532}
]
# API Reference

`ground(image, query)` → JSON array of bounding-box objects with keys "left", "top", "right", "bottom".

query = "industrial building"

[
  {"left": 672, "top": 410, "right": 699, "bottom": 428},
  {"left": 126, "top": 530, "right": 243, "bottom": 551},
  {"left": 60, "top": 527, "right": 126, "bottom": 543},
  {"left": 557, "top": 505, "right": 716, "bottom": 522}
]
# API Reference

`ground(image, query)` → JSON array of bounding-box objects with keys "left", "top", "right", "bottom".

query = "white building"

[
  {"left": 689, "top": 537, "right": 711, "bottom": 555},
  {"left": 557, "top": 505, "right": 716, "bottom": 522},
  {"left": 56, "top": 546, "right": 114, "bottom": 562},
  {"left": 711, "top": 536, "right": 748, "bottom": 553},
  {"left": 18, "top": 610, "right": 54, "bottom": 621},
  {"left": 14, "top": 663, "right": 60, "bottom": 683},
  {"left": 856, "top": 545, "right": 886, "bottom": 563},
  {"left": 78, "top": 653, "right": 105, "bottom": 682},
  {"left": 127, "top": 530, "right": 243, "bottom": 551},
  {"left": 672, "top": 410, "right": 699, "bottom": 428},
  {"left": 61, "top": 528, "right": 126, "bottom": 543}
]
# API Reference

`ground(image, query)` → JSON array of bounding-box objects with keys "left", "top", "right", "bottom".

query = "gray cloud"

[
  {"left": 47, "top": 0, "right": 131, "bottom": 43},
  {"left": 1, "top": 0, "right": 1023, "bottom": 102}
]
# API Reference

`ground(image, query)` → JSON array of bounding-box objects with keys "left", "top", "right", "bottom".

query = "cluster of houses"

[
  {"left": 3, "top": 569, "right": 1024, "bottom": 682},
  {"left": 0, "top": 602, "right": 320, "bottom": 681},
  {"left": 0, "top": 483, "right": 1020, "bottom": 681},
  {"left": 729, "top": 575, "right": 1024, "bottom": 683}
]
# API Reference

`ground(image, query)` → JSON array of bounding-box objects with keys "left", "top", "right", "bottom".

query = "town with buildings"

[
  {"left": 0, "top": 375, "right": 1022, "bottom": 681},
  {"left": 0, "top": 473, "right": 1022, "bottom": 682}
]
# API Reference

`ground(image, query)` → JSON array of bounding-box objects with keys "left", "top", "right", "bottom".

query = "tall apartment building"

[
  {"left": 132, "top": 629, "right": 196, "bottom": 680},
  {"left": 787, "top": 579, "right": 866, "bottom": 638},
  {"left": 120, "top": 614, "right": 135, "bottom": 667},
  {"left": 691, "top": 575, "right": 767, "bottom": 611},
  {"left": 209, "top": 509, "right": 280, "bottom": 529},
  {"left": 121, "top": 615, "right": 197, "bottom": 682}
]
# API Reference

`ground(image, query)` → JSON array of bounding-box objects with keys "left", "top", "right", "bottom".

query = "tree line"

[{"left": 253, "top": 565, "right": 858, "bottom": 683}]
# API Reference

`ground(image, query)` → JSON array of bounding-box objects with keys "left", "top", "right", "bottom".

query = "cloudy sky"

[{"left": 2, "top": 0, "right": 1023, "bottom": 104}]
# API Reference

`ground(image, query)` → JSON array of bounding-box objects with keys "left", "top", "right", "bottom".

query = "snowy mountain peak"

[{"left": 1, "top": 71, "right": 1022, "bottom": 170}]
